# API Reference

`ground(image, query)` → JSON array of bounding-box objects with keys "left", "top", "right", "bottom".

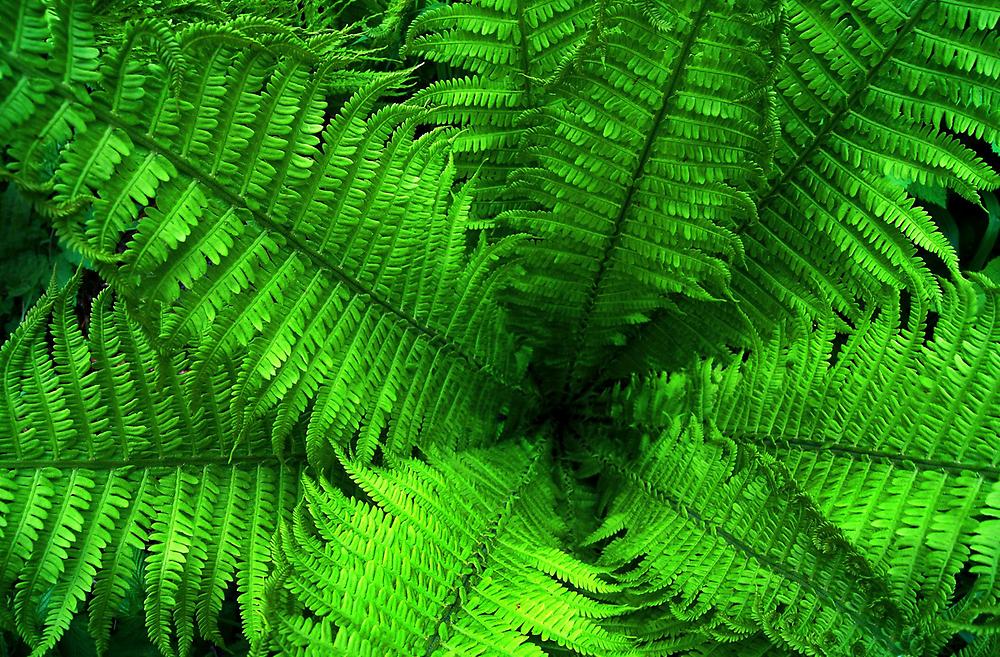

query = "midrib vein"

[
  {"left": 566, "top": 1, "right": 712, "bottom": 385},
  {"left": 2, "top": 53, "right": 524, "bottom": 394},
  {"left": 745, "top": 434, "right": 1000, "bottom": 478},
  {"left": 749, "top": 0, "right": 934, "bottom": 220},
  {"left": 515, "top": 0, "right": 534, "bottom": 105},
  {"left": 0, "top": 454, "right": 297, "bottom": 470}
]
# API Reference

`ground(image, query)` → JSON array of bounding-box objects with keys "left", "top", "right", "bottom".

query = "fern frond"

[
  {"left": 710, "top": 277, "right": 999, "bottom": 632},
  {"left": 268, "top": 442, "right": 636, "bottom": 657},
  {"left": 406, "top": 0, "right": 598, "bottom": 215},
  {"left": 562, "top": 0, "right": 1000, "bottom": 379},
  {"left": 612, "top": 276, "right": 1000, "bottom": 652},
  {"left": 0, "top": 0, "right": 531, "bottom": 464},
  {"left": 0, "top": 279, "right": 301, "bottom": 656},
  {"left": 953, "top": 636, "right": 1000, "bottom": 657},
  {"left": 495, "top": 0, "right": 782, "bottom": 388},
  {"left": 3, "top": 1, "right": 998, "bottom": 656},
  {"left": 718, "top": 0, "right": 1000, "bottom": 337},
  {"left": 584, "top": 416, "right": 911, "bottom": 657}
]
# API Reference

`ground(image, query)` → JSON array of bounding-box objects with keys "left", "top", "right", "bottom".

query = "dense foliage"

[{"left": 0, "top": 0, "right": 998, "bottom": 656}]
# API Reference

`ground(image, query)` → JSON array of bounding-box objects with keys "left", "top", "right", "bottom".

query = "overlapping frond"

[
  {"left": 0, "top": 0, "right": 530, "bottom": 464},
  {"left": 267, "top": 442, "right": 635, "bottom": 657},
  {"left": 704, "top": 277, "right": 998, "bottom": 633},
  {"left": 610, "top": 276, "right": 1000, "bottom": 653},
  {"left": 405, "top": 0, "right": 598, "bottom": 215},
  {"left": 2, "top": 1, "right": 998, "bottom": 656},
  {"left": 543, "top": 0, "right": 1000, "bottom": 379},
  {"left": 707, "top": 0, "right": 1000, "bottom": 344},
  {"left": 497, "top": 0, "right": 782, "bottom": 387},
  {"left": 583, "top": 416, "right": 911, "bottom": 657},
  {"left": 0, "top": 280, "right": 301, "bottom": 656}
]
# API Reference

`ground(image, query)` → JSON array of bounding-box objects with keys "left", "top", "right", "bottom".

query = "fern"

[
  {"left": 496, "top": 0, "right": 782, "bottom": 387},
  {"left": 0, "top": 278, "right": 301, "bottom": 656},
  {"left": 727, "top": 0, "right": 999, "bottom": 314},
  {"left": 270, "top": 442, "right": 634, "bottom": 656},
  {"left": 2, "top": 1, "right": 528, "bottom": 464},
  {"left": 1, "top": 0, "right": 998, "bottom": 656},
  {"left": 624, "top": 0, "right": 1000, "bottom": 370},
  {"left": 598, "top": 277, "right": 998, "bottom": 656}
]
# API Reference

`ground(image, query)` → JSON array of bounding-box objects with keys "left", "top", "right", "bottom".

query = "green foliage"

[
  {"left": 270, "top": 442, "right": 634, "bottom": 656},
  {"left": 604, "top": 277, "right": 998, "bottom": 655},
  {"left": 0, "top": 279, "right": 300, "bottom": 657},
  {"left": 0, "top": 0, "right": 998, "bottom": 656}
]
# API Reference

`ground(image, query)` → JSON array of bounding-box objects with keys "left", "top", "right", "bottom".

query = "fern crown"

[{"left": 0, "top": 0, "right": 998, "bottom": 656}]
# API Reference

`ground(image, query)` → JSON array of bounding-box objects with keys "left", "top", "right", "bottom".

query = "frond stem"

[
  {"left": 743, "top": 434, "right": 1000, "bottom": 478},
  {"left": 0, "top": 52, "right": 533, "bottom": 399},
  {"left": 563, "top": 0, "right": 713, "bottom": 393},
  {"left": 746, "top": 0, "right": 934, "bottom": 224}
]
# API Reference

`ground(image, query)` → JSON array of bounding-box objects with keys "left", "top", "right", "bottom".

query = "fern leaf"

[
  {"left": 721, "top": 0, "right": 999, "bottom": 338},
  {"left": 586, "top": 417, "right": 911, "bottom": 657},
  {"left": 0, "top": 280, "right": 302, "bottom": 655},
  {"left": 268, "top": 443, "right": 636, "bottom": 657},
  {"left": 708, "top": 277, "right": 1000, "bottom": 631},
  {"left": 574, "top": 0, "right": 1000, "bottom": 378},
  {"left": 498, "top": 0, "right": 782, "bottom": 387},
  {"left": 0, "top": 2, "right": 531, "bottom": 464},
  {"left": 612, "top": 276, "right": 1000, "bottom": 652},
  {"left": 3, "top": 1, "right": 998, "bottom": 656}
]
